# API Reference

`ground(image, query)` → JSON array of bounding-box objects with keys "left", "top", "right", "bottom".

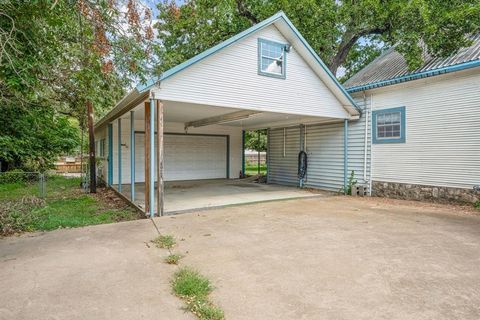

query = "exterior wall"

[
  {"left": 364, "top": 68, "right": 480, "bottom": 192},
  {"left": 156, "top": 25, "right": 350, "bottom": 119},
  {"left": 372, "top": 181, "right": 480, "bottom": 204},
  {"left": 107, "top": 118, "right": 242, "bottom": 185},
  {"left": 268, "top": 126, "right": 301, "bottom": 186},
  {"left": 267, "top": 103, "right": 370, "bottom": 192}
]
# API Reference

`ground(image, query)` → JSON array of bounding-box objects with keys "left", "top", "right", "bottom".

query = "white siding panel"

[
  {"left": 304, "top": 122, "right": 345, "bottom": 191},
  {"left": 268, "top": 127, "right": 300, "bottom": 186},
  {"left": 369, "top": 69, "right": 480, "bottom": 188},
  {"left": 157, "top": 25, "right": 350, "bottom": 119}
]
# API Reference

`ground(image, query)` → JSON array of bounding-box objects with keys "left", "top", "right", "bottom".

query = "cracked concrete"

[{"left": 1, "top": 196, "right": 480, "bottom": 319}]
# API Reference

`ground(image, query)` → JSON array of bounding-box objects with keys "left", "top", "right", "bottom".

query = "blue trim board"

[
  {"left": 257, "top": 38, "right": 287, "bottom": 79},
  {"left": 130, "top": 111, "right": 135, "bottom": 202},
  {"left": 347, "top": 61, "right": 480, "bottom": 93},
  {"left": 241, "top": 130, "right": 246, "bottom": 177},
  {"left": 343, "top": 119, "right": 348, "bottom": 194},
  {"left": 135, "top": 12, "right": 360, "bottom": 114},
  {"left": 107, "top": 123, "right": 113, "bottom": 186},
  {"left": 117, "top": 118, "right": 122, "bottom": 192},
  {"left": 372, "top": 106, "right": 406, "bottom": 144}
]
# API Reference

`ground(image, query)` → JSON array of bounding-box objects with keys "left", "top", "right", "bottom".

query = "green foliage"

[
  {"left": 0, "top": 105, "right": 80, "bottom": 171},
  {"left": 0, "top": 0, "right": 154, "bottom": 170},
  {"left": 0, "top": 175, "right": 139, "bottom": 236},
  {"left": 474, "top": 201, "right": 480, "bottom": 210},
  {"left": 152, "top": 234, "right": 176, "bottom": 249},
  {"left": 154, "top": 0, "right": 480, "bottom": 76},
  {"left": 172, "top": 267, "right": 212, "bottom": 298},
  {"left": 165, "top": 253, "right": 184, "bottom": 265},
  {"left": 245, "top": 130, "right": 267, "bottom": 152},
  {"left": 343, "top": 170, "right": 357, "bottom": 196},
  {"left": 172, "top": 267, "right": 224, "bottom": 320}
]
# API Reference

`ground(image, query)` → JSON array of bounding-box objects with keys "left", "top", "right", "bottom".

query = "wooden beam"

[
  {"left": 184, "top": 110, "right": 261, "bottom": 130},
  {"left": 156, "top": 100, "right": 164, "bottom": 216},
  {"left": 144, "top": 102, "right": 150, "bottom": 215},
  {"left": 149, "top": 99, "right": 155, "bottom": 217}
]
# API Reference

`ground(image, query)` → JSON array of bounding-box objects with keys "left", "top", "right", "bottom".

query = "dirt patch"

[{"left": 91, "top": 187, "right": 133, "bottom": 210}]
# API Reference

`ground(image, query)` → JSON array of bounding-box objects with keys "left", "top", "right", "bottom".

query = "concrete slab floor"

[
  {"left": 1, "top": 196, "right": 480, "bottom": 319},
  {"left": 117, "top": 179, "right": 323, "bottom": 214}
]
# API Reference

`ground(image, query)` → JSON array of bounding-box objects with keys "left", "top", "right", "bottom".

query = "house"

[
  {"left": 94, "top": 12, "right": 370, "bottom": 216},
  {"left": 344, "top": 34, "right": 480, "bottom": 203}
]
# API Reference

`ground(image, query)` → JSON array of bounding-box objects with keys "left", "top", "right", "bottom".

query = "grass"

[
  {"left": 151, "top": 234, "right": 176, "bottom": 249},
  {"left": 165, "top": 253, "right": 183, "bottom": 265},
  {"left": 172, "top": 267, "right": 224, "bottom": 320},
  {"left": 0, "top": 175, "right": 139, "bottom": 236},
  {"left": 244, "top": 164, "right": 267, "bottom": 176}
]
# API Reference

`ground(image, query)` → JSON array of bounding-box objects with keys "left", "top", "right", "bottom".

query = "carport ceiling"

[{"left": 125, "top": 100, "right": 336, "bottom": 129}]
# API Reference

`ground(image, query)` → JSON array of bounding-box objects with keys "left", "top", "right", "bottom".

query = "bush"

[
  {"left": 0, "top": 169, "right": 30, "bottom": 184},
  {"left": 474, "top": 201, "right": 480, "bottom": 210}
]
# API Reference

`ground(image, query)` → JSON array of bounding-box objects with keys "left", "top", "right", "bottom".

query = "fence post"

[{"left": 39, "top": 173, "right": 46, "bottom": 199}]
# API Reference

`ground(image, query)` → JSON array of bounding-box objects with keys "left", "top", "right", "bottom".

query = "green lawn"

[
  {"left": 0, "top": 175, "right": 140, "bottom": 236},
  {"left": 245, "top": 164, "right": 267, "bottom": 176}
]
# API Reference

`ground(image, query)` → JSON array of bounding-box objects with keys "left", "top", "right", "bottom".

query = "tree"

[
  {"left": 245, "top": 130, "right": 267, "bottom": 152},
  {"left": 154, "top": 0, "right": 480, "bottom": 77},
  {"left": 0, "top": 0, "right": 155, "bottom": 172}
]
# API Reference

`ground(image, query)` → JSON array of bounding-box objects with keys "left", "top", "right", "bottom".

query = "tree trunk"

[{"left": 87, "top": 100, "right": 96, "bottom": 193}]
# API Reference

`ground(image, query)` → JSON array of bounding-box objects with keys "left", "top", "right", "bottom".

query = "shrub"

[
  {"left": 474, "top": 201, "right": 480, "bottom": 210},
  {"left": 0, "top": 169, "right": 29, "bottom": 184}
]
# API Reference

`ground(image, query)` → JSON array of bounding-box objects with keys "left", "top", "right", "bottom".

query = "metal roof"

[{"left": 344, "top": 33, "right": 480, "bottom": 92}]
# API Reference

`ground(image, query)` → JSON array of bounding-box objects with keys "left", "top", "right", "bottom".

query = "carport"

[{"left": 93, "top": 12, "right": 360, "bottom": 216}]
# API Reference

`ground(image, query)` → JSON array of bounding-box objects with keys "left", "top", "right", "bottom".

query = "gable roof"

[
  {"left": 344, "top": 33, "right": 480, "bottom": 93},
  {"left": 96, "top": 12, "right": 359, "bottom": 130}
]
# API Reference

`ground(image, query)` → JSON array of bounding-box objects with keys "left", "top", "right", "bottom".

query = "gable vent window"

[{"left": 258, "top": 38, "right": 287, "bottom": 79}]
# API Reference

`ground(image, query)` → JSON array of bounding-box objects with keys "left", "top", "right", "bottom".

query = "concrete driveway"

[{"left": 1, "top": 196, "right": 480, "bottom": 320}]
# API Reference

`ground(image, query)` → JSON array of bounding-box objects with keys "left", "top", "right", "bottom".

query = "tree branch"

[{"left": 235, "top": 0, "right": 258, "bottom": 24}]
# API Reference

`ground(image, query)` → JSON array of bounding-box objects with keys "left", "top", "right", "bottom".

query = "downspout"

[
  {"left": 344, "top": 119, "right": 349, "bottom": 194},
  {"left": 363, "top": 91, "right": 369, "bottom": 183},
  {"left": 369, "top": 94, "right": 374, "bottom": 196},
  {"left": 241, "top": 130, "right": 245, "bottom": 177},
  {"left": 130, "top": 111, "right": 135, "bottom": 202}
]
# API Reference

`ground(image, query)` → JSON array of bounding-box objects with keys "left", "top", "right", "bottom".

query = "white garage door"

[{"left": 134, "top": 133, "right": 228, "bottom": 181}]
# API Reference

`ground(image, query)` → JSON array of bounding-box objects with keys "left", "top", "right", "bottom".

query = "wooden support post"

[
  {"left": 149, "top": 99, "right": 155, "bottom": 217},
  {"left": 144, "top": 102, "right": 151, "bottom": 215},
  {"left": 156, "top": 100, "right": 164, "bottom": 216},
  {"left": 87, "top": 101, "right": 96, "bottom": 193}
]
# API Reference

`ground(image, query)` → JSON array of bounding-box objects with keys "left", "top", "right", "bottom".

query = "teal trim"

[
  {"left": 130, "top": 111, "right": 135, "bottom": 202},
  {"left": 347, "top": 61, "right": 480, "bottom": 93},
  {"left": 107, "top": 124, "right": 113, "bottom": 186},
  {"left": 149, "top": 99, "right": 155, "bottom": 218},
  {"left": 226, "top": 135, "right": 230, "bottom": 179},
  {"left": 117, "top": 119, "right": 122, "bottom": 192},
  {"left": 257, "top": 38, "right": 287, "bottom": 79},
  {"left": 372, "top": 106, "right": 406, "bottom": 144},
  {"left": 241, "top": 130, "right": 245, "bottom": 177},
  {"left": 135, "top": 12, "right": 359, "bottom": 113},
  {"left": 343, "top": 119, "right": 348, "bottom": 194}
]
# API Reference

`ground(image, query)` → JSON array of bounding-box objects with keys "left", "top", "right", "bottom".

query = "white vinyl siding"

[
  {"left": 267, "top": 105, "right": 370, "bottom": 192},
  {"left": 268, "top": 127, "right": 300, "bottom": 186},
  {"left": 367, "top": 68, "right": 480, "bottom": 189},
  {"left": 155, "top": 25, "right": 350, "bottom": 119}
]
